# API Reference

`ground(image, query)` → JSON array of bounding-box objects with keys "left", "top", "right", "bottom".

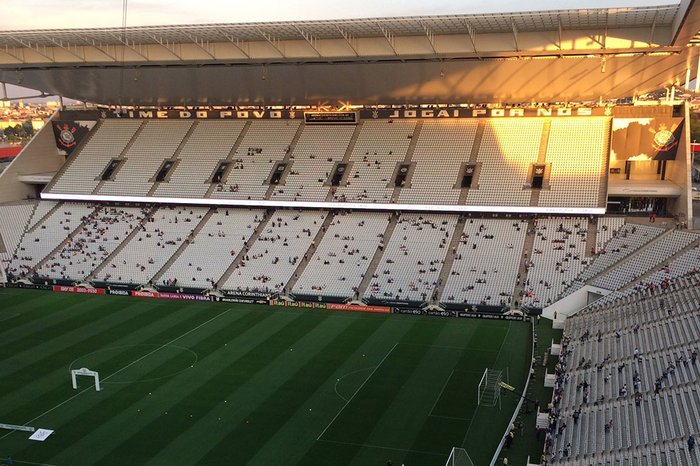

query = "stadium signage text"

[
  {"left": 53, "top": 285, "right": 105, "bottom": 295},
  {"left": 106, "top": 106, "right": 609, "bottom": 120}
]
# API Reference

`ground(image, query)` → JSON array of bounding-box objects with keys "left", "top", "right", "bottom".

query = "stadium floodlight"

[
  {"left": 444, "top": 447, "right": 475, "bottom": 466},
  {"left": 71, "top": 367, "right": 101, "bottom": 391},
  {"left": 477, "top": 368, "right": 502, "bottom": 408}
]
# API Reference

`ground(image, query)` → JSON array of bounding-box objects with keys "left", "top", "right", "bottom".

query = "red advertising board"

[
  {"left": 52, "top": 285, "right": 105, "bottom": 295},
  {"left": 0, "top": 146, "right": 21, "bottom": 159}
]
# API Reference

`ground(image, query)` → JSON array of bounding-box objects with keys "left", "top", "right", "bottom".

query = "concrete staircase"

[
  {"left": 355, "top": 213, "right": 399, "bottom": 298},
  {"left": 215, "top": 209, "right": 273, "bottom": 289},
  {"left": 265, "top": 122, "right": 306, "bottom": 199},
  {"left": 325, "top": 121, "right": 364, "bottom": 201},
  {"left": 529, "top": 119, "right": 551, "bottom": 207},
  {"left": 390, "top": 120, "right": 423, "bottom": 202},
  {"left": 205, "top": 120, "right": 252, "bottom": 198},
  {"left": 433, "top": 216, "right": 466, "bottom": 302},
  {"left": 459, "top": 120, "right": 486, "bottom": 203},
  {"left": 585, "top": 218, "right": 598, "bottom": 258},
  {"left": 283, "top": 211, "right": 335, "bottom": 293},
  {"left": 147, "top": 120, "right": 199, "bottom": 196},
  {"left": 598, "top": 120, "right": 613, "bottom": 208},
  {"left": 149, "top": 208, "right": 215, "bottom": 285},
  {"left": 86, "top": 206, "right": 158, "bottom": 282},
  {"left": 92, "top": 120, "right": 148, "bottom": 194},
  {"left": 26, "top": 201, "right": 63, "bottom": 234},
  {"left": 512, "top": 218, "right": 537, "bottom": 307}
]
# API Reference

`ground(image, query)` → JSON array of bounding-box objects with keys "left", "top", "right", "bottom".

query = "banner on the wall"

[
  {"left": 52, "top": 120, "right": 96, "bottom": 156},
  {"left": 611, "top": 118, "right": 684, "bottom": 161}
]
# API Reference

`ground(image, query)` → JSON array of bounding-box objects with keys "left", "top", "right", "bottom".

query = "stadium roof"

[{"left": 1, "top": 3, "right": 699, "bottom": 105}]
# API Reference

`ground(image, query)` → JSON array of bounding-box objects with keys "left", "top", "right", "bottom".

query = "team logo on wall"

[
  {"left": 651, "top": 123, "right": 678, "bottom": 152},
  {"left": 56, "top": 124, "right": 76, "bottom": 148},
  {"left": 51, "top": 120, "right": 96, "bottom": 156}
]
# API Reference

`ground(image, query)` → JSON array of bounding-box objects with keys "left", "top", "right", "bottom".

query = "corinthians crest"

[
  {"left": 56, "top": 123, "right": 77, "bottom": 148},
  {"left": 650, "top": 122, "right": 679, "bottom": 152}
]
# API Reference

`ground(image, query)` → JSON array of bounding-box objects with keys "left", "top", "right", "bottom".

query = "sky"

[{"left": 0, "top": 0, "right": 680, "bottom": 30}]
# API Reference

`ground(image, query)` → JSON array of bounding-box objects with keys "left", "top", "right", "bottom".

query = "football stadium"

[{"left": 1, "top": 1, "right": 700, "bottom": 465}]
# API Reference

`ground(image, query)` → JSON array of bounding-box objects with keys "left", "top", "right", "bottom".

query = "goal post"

[
  {"left": 444, "top": 447, "right": 475, "bottom": 466},
  {"left": 71, "top": 367, "right": 101, "bottom": 391},
  {"left": 477, "top": 368, "right": 502, "bottom": 408}
]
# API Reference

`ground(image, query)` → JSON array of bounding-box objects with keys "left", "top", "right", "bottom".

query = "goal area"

[
  {"left": 444, "top": 447, "right": 475, "bottom": 466},
  {"left": 477, "top": 368, "right": 502, "bottom": 408}
]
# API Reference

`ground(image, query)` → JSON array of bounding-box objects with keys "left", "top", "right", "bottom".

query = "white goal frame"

[
  {"left": 444, "top": 447, "right": 475, "bottom": 466},
  {"left": 71, "top": 367, "right": 101, "bottom": 391},
  {"left": 477, "top": 368, "right": 502, "bottom": 409}
]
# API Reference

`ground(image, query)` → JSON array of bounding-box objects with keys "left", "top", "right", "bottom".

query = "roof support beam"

[
  {"left": 143, "top": 32, "right": 182, "bottom": 60},
  {"left": 0, "top": 45, "right": 24, "bottom": 63},
  {"left": 649, "top": 11, "right": 658, "bottom": 46},
  {"left": 108, "top": 33, "right": 149, "bottom": 61},
  {"left": 258, "top": 29, "right": 286, "bottom": 58},
  {"left": 335, "top": 25, "right": 359, "bottom": 56},
  {"left": 511, "top": 21, "right": 519, "bottom": 53},
  {"left": 219, "top": 30, "right": 250, "bottom": 59},
  {"left": 421, "top": 22, "right": 438, "bottom": 55},
  {"left": 185, "top": 33, "right": 216, "bottom": 60},
  {"left": 376, "top": 23, "right": 398, "bottom": 55},
  {"left": 46, "top": 38, "right": 86, "bottom": 62},
  {"left": 75, "top": 35, "right": 118, "bottom": 61},
  {"left": 294, "top": 26, "right": 322, "bottom": 57},
  {"left": 11, "top": 38, "right": 54, "bottom": 62},
  {"left": 462, "top": 21, "right": 480, "bottom": 58},
  {"left": 557, "top": 16, "right": 563, "bottom": 52}
]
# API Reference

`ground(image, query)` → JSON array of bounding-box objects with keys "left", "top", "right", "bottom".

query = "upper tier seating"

[
  {"left": 465, "top": 118, "right": 544, "bottom": 206},
  {"left": 397, "top": 120, "right": 478, "bottom": 205},
  {"left": 211, "top": 120, "right": 301, "bottom": 200},
  {"left": 99, "top": 121, "right": 194, "bottom": 196},
  {"left": 365, "top": 213, "right": 458, "bottom": 302},
  {"left": 539, "top": 118, "right": 609, "bottom": 208},
  {"left": 292, "top": 211, "right": 389, "bottom": 298},
  {"left": 333, "top": 120, "right": 416, "bottom": 203},
  {"left": 50, "top": 120, "right": 143, "bottom": 194},
  {"left": 271, "top": 125, "right": 356, "bottom": 202},
  {"left": 154, "top": 121, "right": 247, "bottom": 198},
  {"left": 441, "top": 218, "right": 527, "bottom": 307}
]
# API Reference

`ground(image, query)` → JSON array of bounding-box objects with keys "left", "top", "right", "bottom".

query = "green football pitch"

[{"left": 0, "top": 289, "right": 531, "bottom": 466}]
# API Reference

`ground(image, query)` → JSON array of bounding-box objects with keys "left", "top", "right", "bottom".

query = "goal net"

[
  {"left": 477, "top": 368, "right": 502, "bottom": 408},
  {"left": 444, "top": 447, "right": 475, "bottom": 466}
]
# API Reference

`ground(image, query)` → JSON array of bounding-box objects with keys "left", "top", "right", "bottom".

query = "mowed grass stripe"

[
  {"left": 152, "top": 315, "right": 414, "bottom": 466},
  {"left": 403, "top": 323, "right": 512, "bottom": 464},
  {"left": 0, "top": 294, "right": 125, "bottom": 351},
  {"left": 22, "top": 307, "right": 269, "bottom": 465},
  {"left": 196, "top": 316, "right": 386, "bottom": 465},
  {"left": 0, "top": 296, "right": 173, "bottom": 375},
  {"left": 89, "top": 311, "right": 330, "bottom": 465},
  {"left": 0, "top": 300, "right": 220, "bottom": 422},
  {"left": 300, "top": 318, "right": 449, "bottom": 464}
]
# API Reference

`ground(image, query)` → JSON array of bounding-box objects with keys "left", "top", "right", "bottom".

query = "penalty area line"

[
  {"left": 317, "top": 438, "right": 445, "bottom": 457},
  {"left": 0, "top": 308, "right": 231, "bottom": 441},
  {"left": 1, "top": 458, "right": 57, "bottom": 466}
]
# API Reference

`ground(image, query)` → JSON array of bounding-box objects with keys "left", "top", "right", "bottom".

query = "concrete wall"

[
  {"left": 542, "top": 284, "right": 613, "bottom": 320},
  {"left": 0, "top": 114, "right": 63, "bottom": 203}
]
